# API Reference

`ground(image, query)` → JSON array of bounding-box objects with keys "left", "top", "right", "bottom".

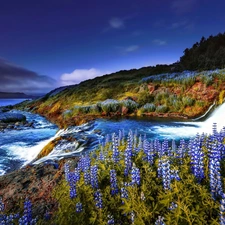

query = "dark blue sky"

[{"left": 1, "top": 0, "right": 225, "bottom": 93}]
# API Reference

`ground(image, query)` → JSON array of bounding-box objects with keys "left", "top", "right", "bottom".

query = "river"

[{"left": 0, "top": 99, "right": 225, "bottom": 175}]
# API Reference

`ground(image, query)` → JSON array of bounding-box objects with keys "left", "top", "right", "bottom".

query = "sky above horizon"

[{"left": 1, "top": 0, "right": 225, "bottom": 94}]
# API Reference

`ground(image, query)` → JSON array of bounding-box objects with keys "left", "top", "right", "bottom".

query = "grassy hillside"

[{"left": 16, "top": 67, "right": 225, "bottom": 128}]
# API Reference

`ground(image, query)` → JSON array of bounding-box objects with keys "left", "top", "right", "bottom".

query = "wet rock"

[{"left": 0, "top": 112, "right": 26, "bottom": 123}]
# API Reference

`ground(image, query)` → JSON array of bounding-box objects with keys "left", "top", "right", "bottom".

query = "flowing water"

[{"left": 1, "top": 99, "right": 225, "bottom": 175}]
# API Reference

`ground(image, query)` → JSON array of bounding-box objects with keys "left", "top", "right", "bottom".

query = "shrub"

[
  {"left": 73, "top": 106, "right": 90, "bottom": 114},
  {"left": 196, "top": 100, "right": 206, "bottom": 107},
  {"left": 141, "top": 103, "right": 156, "bottom": 112},
  {"left": 120, "top": 99, "right": 138, "bottom": 113},
  {"left": 89, "top": 104, "right": 102, "bottom": 114},
  {"left": 182, "top": 96, "right": 195, "bottom": 107},
  {"left": 100, "top": 99, "right": 120, "bottom": 114},
  {"left": 155, "top": 105, "right": 168, "bottom": 113}
]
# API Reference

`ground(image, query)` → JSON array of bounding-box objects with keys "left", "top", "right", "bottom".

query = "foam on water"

[{"left": 153, "top": 103, "right": 225, "bottom": 139}]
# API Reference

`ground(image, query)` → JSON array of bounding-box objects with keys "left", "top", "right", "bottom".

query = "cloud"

[
  {"left": 124, "top": 45, "right": 139, "bottom": 53},
  {"left": 109, "top": 17, "right": 124, "bottom": 29},
  {"left": 171, "top": 0, "right": 196, "bottom": 14},
  {"left": 169, "top": 21, "right": 188, "bottom": 29},
  {"left": 0, "top": 59, "right": 57, "bottom": 94},
  {"left": 153, "top": 39, "right": 167, "bottom": 46},
  {"left": 60, "top": 68, "right": 108, "bottom": 86},
  {"left": 116, "top": 45, "right": 140, "bottom": 54}
]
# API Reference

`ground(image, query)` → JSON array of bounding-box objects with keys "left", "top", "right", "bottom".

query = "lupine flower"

[
  {"left": 64, "top": 163, "right": 70, "bottom": 182},
  {"left": 177, "top": 139, "right": 186, "bottom": 162},
  {"left": 190, "top": 135, "right": 205, "bottom": 182},
  {"left": 94, "top": 190, "right": 103, "bottom": 209},
  {"left": 99, "top": 151, "right": 105, "bottom": 161},
  {"left": 44, "top": 211, "right": 51, "bottom": 220},
  {"left": 76, "top": 202, "right": 83, "bottom": 213},
  {"left": 143, "top": 139, "right": 154, "bottom": 165},
  {"left": 19, "top": 198, "right": 37, "bottom": 225},
  {"left": 121, "top": 187, "right": 128, "bottom": 204},
  {"left": 70, "top": 187, "right": 77, "bottom": 199},
  {"left": 107, "top": 214, "right": 115, "bottom": 225},
  {"left": 162, "top": 139, "right": 169, "bottom": 156},
  {"left": 158, "top": 159, "right": 163, "bottom": 178},
  {"left": 112, "top": 133, "right": 120, "bottom": 163},
  {"left": 110, "top": 169, "right": 119, "bottom": 195},
  {"left": 77, "top": 155, "right": 91, "bottom": 172},
  {"left": 155, "top": 216, "right": 166, "bottom": 225},
  {"left": 84, "top": 170, "right": 91, "bottom": 185},
  {"left": 208, "top": 136, "right": 223, "bottom": 199},
  {"left": 90, "top": 165, "right": 99, "bottom": 189},
  {"left": 220, "top": 193, "right": 225, "bottom": 225},
  {"left": 124, "top": 137, "right": 133, "bottom": 176},
  {"left": 0, "top": 197, "right": 4, "bottom": 212},
  {"left": 130, "top": 211, "right": 135, "bottom": 224},
  {"left": 128, "top": 130, "right": 134, "bottom": 148},
  {"left": 161, "top": 158, "right": 171, "bottom": 190},
  {"left": 170, "top": 169, "right": 181, "bottom": 181},
  {"left": 131, "top": 165, "right": 141, "bottom": 186},
  {"left": 168, "top": 202, "right": 178, "bottom": 210}
]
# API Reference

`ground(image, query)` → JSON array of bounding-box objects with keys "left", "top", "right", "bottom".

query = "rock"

[
  {"left": 0, "top": 112, "right": 26, "bottom": 123},
  {"left": 122, "top": 106, "right": 129, "bottom": 115}
]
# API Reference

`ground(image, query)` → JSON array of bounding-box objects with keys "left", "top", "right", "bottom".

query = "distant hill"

[{"left": 0, "top": 92, "right": 38, "bottom": 99}]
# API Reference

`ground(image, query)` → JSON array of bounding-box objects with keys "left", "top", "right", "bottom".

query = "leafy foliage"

[{"left": 52, "top": 124, "right": 225, "bottom": 224}]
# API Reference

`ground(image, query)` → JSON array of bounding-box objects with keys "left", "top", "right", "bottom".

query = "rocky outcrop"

[
  {"left": 0, "top": 112, "right": 26, "bottom": 123},
  {"left": 0, "top": 159, "right": 78, "bottom": 219}
]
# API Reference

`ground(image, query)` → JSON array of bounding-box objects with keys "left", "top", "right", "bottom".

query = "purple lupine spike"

[
  {"left": 0, "top": 197, "right": 4, "bottom": 212},
  {"left": 143, "top": 139, "right": 155, "bottom": 165},
  {"left": 155, "top": 216, "right": 166, "bottom": 225},
  {"left": 124, "top": 136, "right": 133, "bottom": 176},
  {"left": 90, "top": 165, "right": 99, "bottom": 189},
  {"left": 19, "top": 198, "right": 37, "bottom": 225},
  {"left": 64, "top": 163, "right": 70, "bottom": 182},
  {"left": 131, "top": 165, "right": 141, "bottom": 186},
  {"left": 94, "top": 190, "right": 103, "bottom": 209},
  {"left": 84, "top": 170, "right": 91, "bottom": 185},
  {"left": 190, "top": 135, "right": 205, "bottom": 182},
  {"left": 76, "top": 202, "right": 83, "bottom": 213},
  {"left": 161, "top": 157, "right": 171, "bottom": 190},
  {"left": 112, "top": 133, "right": 120, "bottom": 163},
  {"left": 110, "top": 169, "right": 118, "bottom": 195},
  {"left": 162, "top": 139, "right": 169, "bottom": 156},
  {"left": 220, "top": 193, "right": 225, "bottom": 225},
  {"left": 107, "top": 214, "right": 115, "bottom": 225},
  {"left": 70, "top": 187, "right": 77, "bottom": 199},
  {"left": 208, "top": 133, "right": 223, "bottom": 199},
  {"left": 178, "top": 139, "right": 186, "bottom": 161},
  {"left": 121, "top": 187, "right": 128, "bottom": 204}
]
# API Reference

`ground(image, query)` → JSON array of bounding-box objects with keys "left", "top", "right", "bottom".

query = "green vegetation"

[
  {"left": 178, "top": 32, "right": 225, "bottom": 71},
  {"left": 49, "top": 129, "right": 224, "bottom": 225}
]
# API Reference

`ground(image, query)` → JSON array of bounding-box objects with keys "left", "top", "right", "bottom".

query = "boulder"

[{"left": 0, "top": 112, "right": 26, "bottom": 123}]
